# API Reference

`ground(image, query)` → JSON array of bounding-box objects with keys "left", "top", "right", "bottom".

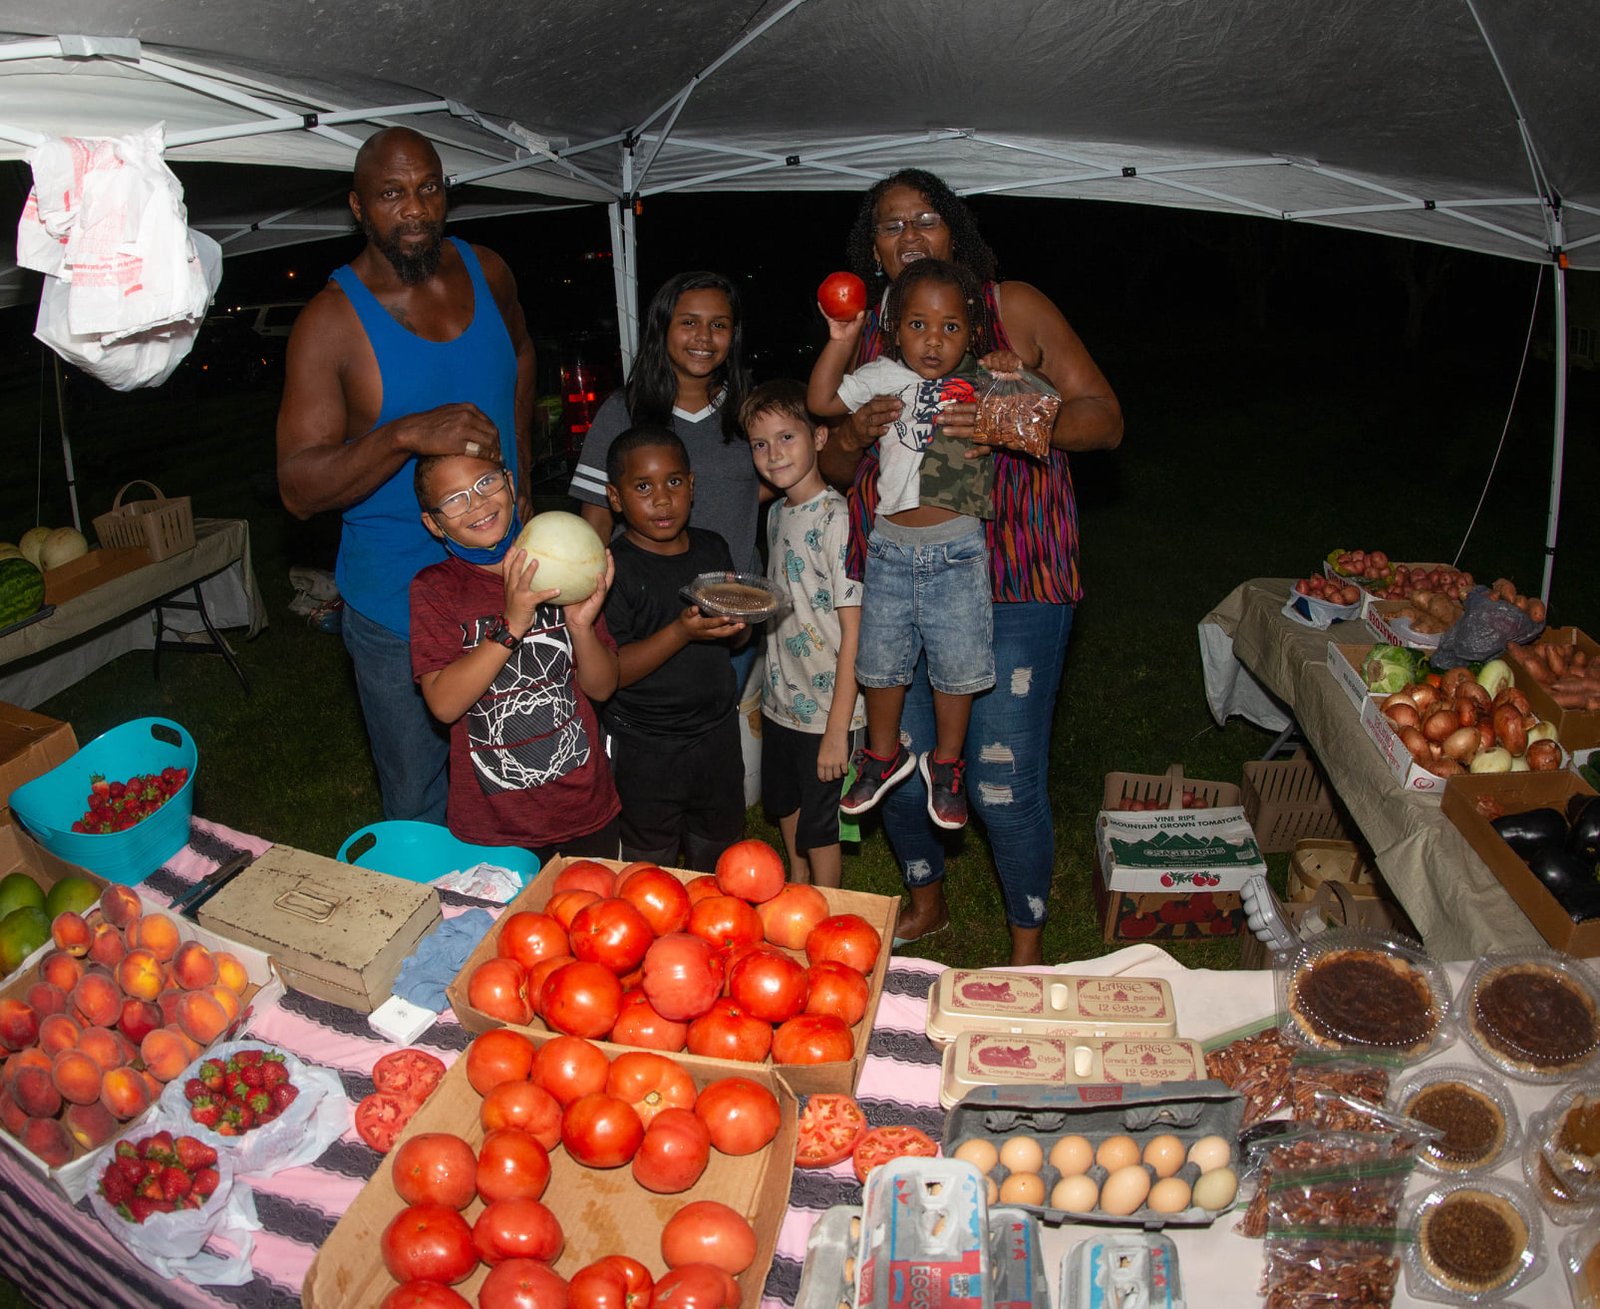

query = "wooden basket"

[
  {"left": 1101, "top": 762, "right": 1242, "bottom": 811},
  {"left": 1287, "top": 838, "right": 1376, "bottom": 902},
  {"left": 1241, "top": 750, "right": 1352, "bottom": 852},
  {"left": 92, "top": 480, "right": 195, "bottom": 562}
]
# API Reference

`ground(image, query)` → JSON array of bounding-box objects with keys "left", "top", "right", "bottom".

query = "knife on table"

[{"left": 170, "top": 851, "right": 253, "bottom": 920}]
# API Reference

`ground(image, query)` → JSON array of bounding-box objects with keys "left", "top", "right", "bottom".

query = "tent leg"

[
  {"left": 53, "top": 356, "right": 81, "bottom": 531},
  {"left": 1540, "top": 258, "right": 1567, "bottom": 605},
  {"left": 610, "top": 148, "right": 640, "bottom": 377}
]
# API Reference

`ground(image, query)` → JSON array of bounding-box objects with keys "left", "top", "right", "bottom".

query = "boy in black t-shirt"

[{"left": 601, "top": 425, "right": 750, "bottom": 870}]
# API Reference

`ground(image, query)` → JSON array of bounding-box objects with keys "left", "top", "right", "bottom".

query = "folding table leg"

[{"left": 152, "top": 583, "right": 250, "bottom": 692}]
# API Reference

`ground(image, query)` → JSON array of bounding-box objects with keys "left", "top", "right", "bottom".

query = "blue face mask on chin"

[{"left": 439, "top": 505, "right": 522, "bottom": 566}]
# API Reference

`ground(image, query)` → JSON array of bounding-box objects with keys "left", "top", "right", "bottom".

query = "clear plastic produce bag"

[
  {"left": 1432, "top": 585, "right": 1545, "bottom": 668},
  {"left": 974, "top": 366, "right": 1059, "bottom": 458}
]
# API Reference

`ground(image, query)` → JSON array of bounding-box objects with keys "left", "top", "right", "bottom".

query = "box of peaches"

[{"left": 0, "top": 878, "right": 281, "bottom": 1200}]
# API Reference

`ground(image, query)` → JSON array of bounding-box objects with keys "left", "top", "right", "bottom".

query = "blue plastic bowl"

[
  {"left": 337, "top": 820, "right": 538, "bottom": 894},
  {"left": 9, "top": 717, "right": 198, "bottom": 885}
]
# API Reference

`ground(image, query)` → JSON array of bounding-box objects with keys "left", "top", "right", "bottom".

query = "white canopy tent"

[{"left": 1, "top": 0, "right": 1595, "bottom": 592}]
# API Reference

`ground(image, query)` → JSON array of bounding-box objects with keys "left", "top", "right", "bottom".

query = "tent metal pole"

[
  {"left": 1542, "top": 256, "right": 1567, "bottom": 605},
  {"left": 611, "top": 150, "right": 639, "bottom": 374},
  {"left": 53, "top": 356, "right": 80, "bottom": 532}
]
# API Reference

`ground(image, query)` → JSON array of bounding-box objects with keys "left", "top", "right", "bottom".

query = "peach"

[
  {"left": 116, "top": 948, "right": 164, "bottom": 1002},
  {"left": 50, "top": 911, "right": 91, "bottom": 957},
  {"left": 156, "top": 987, "right": 184, "bottom": 1025},
  {"left": 139, "top": 1026, "right": 192, "bottom": 1083},
  {"left": 128, "top": 913, "right": 179, "bottom": 963},
  {"left": 23, "top": 981, "right": 67, "bottom": 1018},
  {"left": 0, "top": 998, "right": 40, "bottom": 1052},
  {"left": 138, "top": 1069, "right": 163, "bottom": 1102},
  {"left": 207, "top": 985, "right": 241, "bottom": 1026},
  {"left": 69, "top": 970, "right": 122, "bottom": 1029},
  {"left": 0, "top": 1084, "right": 26, "bottom": 1135},
  {"left": 50, "top": 1048, "right": 102, "bottom": 1105},
  {"left": 78, "top": 1025, "right": 133, "bottom": 1072},
  {"left": 20, "top": 1115, "right": 73, "bottom": 1165},
  {"left": 10, "top": 1063, "right": 62, "bottom": 1119},
  {"left": 4, "top": 1047, "right": 51, "bottom": 1085},
  {"left": 39, "top": 949, "right": 84, "bottom": 993},
  {"left": 99, "top": 885, "right": 142, "bottom": 929},
  {"left": 37, "top": 1012, "right": 81, "bottom": 1056},
  {"left": 117, "top": 997, "right": 162, "bottom": 1046},
  {"left": 171, "top": 940, "right": 217, "bottom": 991},
  {"left": 99, "top": 1065, "right": 154, "bottom": 1121},
  {"left": 64, "top": 1100, "right": 118, "bottom": 1150},
  {"left": 86, "top": 921, "right": 126, "bottom": 968},
  {"left": 175, "top": 991, "right": 229, "bottom": 1046},
  {"left": 213, "top": 951, "right": 249, "bottom": 995},
  {"left": 175, "top": 1030, "right": 203, "bottom": 1062}
]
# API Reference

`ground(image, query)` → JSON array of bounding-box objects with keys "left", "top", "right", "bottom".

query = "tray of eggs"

[{"left": 942, "top": 1080, "right": 1245, "bottom": 1227}]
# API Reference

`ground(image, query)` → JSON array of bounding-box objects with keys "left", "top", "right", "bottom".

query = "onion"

[
  {"left": 1423, "top": 709, "right": 1459, "bottom": 743},
  {"left": 1455, "top": 680, "right": 1491, "bottom": 711},
  {"left": 1476, "top": 721, "right": 1495, "bottom": 753},
  {"left": 1526, "top": 720, "right": 1559, "bottom": 744},
  {"left": 1431, "top": 758, "right": 1465, "bottom": 777},
  {"left": 1526, "top": 739, "right": 1562, "bottom": 772},
  {"left": 1409, "top": 684, "right": 1439, "bottom": 712},
  {"left": 1384, "top": 703, "right": 1420, "bottom": 730},
  {"left": 1399, "top": 726, "right": 1432, "bottom": 767},
  {"left": 1443, "top": 726, "right": 1480, "bottom": 761},
  {"left": 1441, "top": 667, "right": 1474, "bottom": 695},
  {"left": 1470, "top": 747, "right": 1513, "bottom": 774},
  {"left": 1492, "top": 686, "right": 1531, "bottom": 716},
  {"left": 1492, "top": 705, "right": 1526, "bottom": 756}
]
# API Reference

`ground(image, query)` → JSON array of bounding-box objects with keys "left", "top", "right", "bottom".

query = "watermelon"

[{"left": 0, "top": 556, "right": 45, "bottom": 626}]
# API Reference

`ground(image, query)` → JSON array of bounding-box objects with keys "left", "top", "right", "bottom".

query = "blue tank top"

[{"left": 331, "top": 236, "right": 518, "bottom": 637}]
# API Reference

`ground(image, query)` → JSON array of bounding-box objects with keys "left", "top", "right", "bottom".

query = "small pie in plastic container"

[
  {"left": 679, "top": 571, "right": 785, "bottom": 621},
  {"left": 1461, "top": 949, "right": 1600, "bottom": 1083},
  {"left": 1402, "top": 1176, "right": 1544, "bottom": 1301},
  {"left": 1390, "top": 1063, "right": 1521, "bottom": 1176}
]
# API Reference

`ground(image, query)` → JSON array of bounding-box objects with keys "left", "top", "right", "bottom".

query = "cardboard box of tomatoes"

[
  {"left": 444, "top": 852, "right": 898, "bottom": 1098},
  {"left": 302, "top": 1027, "right": 799, "bottom": 1309}
]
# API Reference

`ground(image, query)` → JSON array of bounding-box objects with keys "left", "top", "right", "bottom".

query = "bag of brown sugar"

[{"left": 974, "top": 366, "right": 1059, "bottom": 459}]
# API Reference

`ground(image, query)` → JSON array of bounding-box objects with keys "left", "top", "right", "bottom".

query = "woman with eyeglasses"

[{"left": 818, "top": 168, "right": 1124, "bottom": 965}]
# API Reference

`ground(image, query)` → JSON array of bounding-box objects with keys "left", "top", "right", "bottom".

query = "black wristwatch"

[{"left": 486, "top": 615, "right": 520, "bottom": 651}]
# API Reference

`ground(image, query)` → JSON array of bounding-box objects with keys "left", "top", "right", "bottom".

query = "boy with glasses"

[{"left": 408, "top": 452, "right": 623, "bottom": 863}]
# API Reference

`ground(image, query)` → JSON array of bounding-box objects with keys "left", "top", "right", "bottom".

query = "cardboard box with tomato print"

[
  {"left": 445, "top": 853, "right": 898, "bottom": 1097},
  {"left": 302, "top": 1030, "right": 799, "bottom": 1309}
]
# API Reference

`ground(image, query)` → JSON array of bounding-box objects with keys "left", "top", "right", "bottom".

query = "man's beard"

[{"left": 362, "top": 214, "right": 445, "bottom": 286}]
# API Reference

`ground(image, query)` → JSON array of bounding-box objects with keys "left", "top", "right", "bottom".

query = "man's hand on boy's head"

[
  {"left": 395, "top": 401, "right": 501, "bottom": 459},
  {"left": 677, "top": 605, "right": 747, "bottom": 644},
  {"left": 503, "top": 548, "right": 561, "bottom": 635},
  {"left": 564, "top": 551, "right": 615, "bottom": 631}
]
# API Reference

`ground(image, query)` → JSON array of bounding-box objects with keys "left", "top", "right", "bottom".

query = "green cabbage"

[{"left": 1361, "top": 644, "right": 1417, "bottom": 694}]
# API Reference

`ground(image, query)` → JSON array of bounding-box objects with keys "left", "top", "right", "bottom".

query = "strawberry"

[
  {"left": 176, "top": 1137, "right": 217, "bottom": 1170},
  {"left": 136, "top": 1173, "right": 164, "bottom": 1201},
  {"left": 123, "top": 1196, "right": 162, "bottom": 1224},
  {"left": 239, "top": 1064, "right": 266, "bottom": 1090},
  {"left": 269, "top": 1082, "right": 299, "bottom": 1113},
  {"left": 112, "top": 1156, "right": 145, "bottom": 1189},
  {"left": 100, "top": 1170, "right": 135, "bottom": 1207},
  {"left": 247, "top": 1089, "right": 272, "bottom": 1117},
  {"left": 143, "top": 1130, "right": 176, "bottom": 1162},
  {"left": 191, "top": 1165, "right": 220, "bottom": 1198},
  {"left": 234, "top": 1048, "right": 265, "bottom": 1068},
  {"left": 226, "top": 1074, "right": 251, "bottom": 1102},
  {"left": 260, "top": 1060, "right": 289, "bottom": 1088},
  {"left": 188, "top": 1094, "right": 222, "bottom": 1130},
  {"left": 183, "top": 1077, "right": 207, "bottom": 1102},
  {"left": 115, "top": 1140, "right": 139, "bottom": 1160},
  {"left": 161, "top": 1166, "right": 193, "bottom": 1201}
]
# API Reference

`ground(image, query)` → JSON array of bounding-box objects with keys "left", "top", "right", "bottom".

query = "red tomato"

[
  {"left": 631, "top": 1105, "right": 712, "bottom": 1193},
  {"left": 772, "top": 1013, "right": 854, "bottom": 1065},
  {"left": 372, "top": 1049, "right": 447, "bottom": 1104},
  {"left": 381, "top": 1202, "right": 477, "bottom": 1285},
  {"left": 661, "top": 1200, "right": 757, "bottom": 1274},
  {"left": 713, "top": 839, "right": 786, "bottom": 903},
  {"left": 380, "top": 1283, "right": 472, "bottom": 1309},
  {"left": 562, "top": 1091, "right": 645, "bottom": 1167},
  {"left": 465, "top": 1028, "right": 536, "bottom": 1096},
  {"left": 641, "top": 933, "right": 723, "bottom": 1021},
  {"left": 525, "top": 953, "right": 575, "bottom": 1018},
  {"left": 757, "top": 884, "right": 830, "bottom": 950},
  {"left": 546, "top": 889, "right": 601, "bottom": 929},
  {"left": 550, "top": 859, "right": 618, "bottom": 898},
  {"left": 805, "top": 914, "right": 881, "bottom": 973},
  {"left": 393, "top": 1131, "right": 478, "bottom": 1209},
  {"left": 727, "top": 947, "right": 809, "bottom": 1024},
  {"left": 481, "top": 1079, "right": 563, "bottom": 1150},
  {"left": 687, "top": 997, "right": 773, "bottom": 1063},
  {"left": 803, "top": 961, "right": 869, "bottom": 1026},
  {"left": 531, "top": 1034, "right": 611, "bottom": 1107},
  {"left": 473, "top": 1195, "right": 564, "bottom": 1264},
  {"left": 852, "top": 1125, "right": 938, "bottom": 1183},
  {"left": 569, "top": 897, "right": 654, "bottom": 974},
  {"left": 605, "top": 1050, "right": 697, "bottom": 1126},
  {"left": 356, "top": 1091, "right": 417, "bottom": 1153},
  {"left": 480, "top": 1258, "right": 571, "bottom": 1309},
  {"left": 683, "top": 875, "right": 723, "bottom": 906},
  {"left": 688, "top": 896, "right": 764, "bottom": 951},
  {"left": 476, "top": 1127, "right": 552, "bottom": 1203},
  {"left": 693, "top": 1076, "right": 780, "bottom": 1155},
  {"left": 468, "top": 957, "right": 532, "bottom": 1026},
  {"left": 817, "top": 271, "right": 868, "bottom": 322},
  {"left": 569, "top": 1256, "right": 654, "bottom": 1309},
  {"left": 497, "top": 911, "right": 570, "bottom": 970},
  {"left": 794, "top": 1093, "right": 867, "bottom": 1168},
  {"left": 653, "top": 1264, "right": 741, "bottom": 1309},
  {"left": 541, "top": 960, "right": 623, "bottom": 1039},
  {"left": 616, "top": 865, "right": 692, "bottom": 936},
  {"left": 610, "top": 989, "right": 690, "bottom": 1052}
]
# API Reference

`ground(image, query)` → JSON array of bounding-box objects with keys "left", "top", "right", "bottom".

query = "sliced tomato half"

[
  {"left": 852, "top": 1124, "right": 938, "bottom": 1183},
  {"left": 794, "top": 1093, "right": 868, "bottom": 1168},
  {"left": 373, "top": 1049, "right": 448, "bottom": 1104},
  {"left": 356, "top": 1090, "right": 419, "bottom": 1153}
]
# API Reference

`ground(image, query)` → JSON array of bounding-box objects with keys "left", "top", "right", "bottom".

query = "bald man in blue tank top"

[{"left": 277, "top": 126, "right": 536, "bottom": 823}]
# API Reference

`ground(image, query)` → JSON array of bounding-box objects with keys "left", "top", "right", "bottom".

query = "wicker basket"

[
  {"left": 1101, "top": 762, "right": 1242, "bottom": 811},
  {"left": 1287, "top": 838, "right": 1376, "bottom": 901},
  {"left": 1241, "top": 750, "right": 1351, "bottom": 852},
  {"left": 92, "top": 480, "right": 195, "bottom": 562}
]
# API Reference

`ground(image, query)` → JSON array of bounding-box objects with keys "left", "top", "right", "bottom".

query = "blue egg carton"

[{"left": 336, "top": 819, "right": 537, "bottom": 893}]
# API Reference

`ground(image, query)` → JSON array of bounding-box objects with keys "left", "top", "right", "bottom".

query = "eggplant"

[
  {"left": 1530, "top": 847, "right": 1597, "bottom": 900},
  {"left": 1566, "top": 794, "right": 1600, "bottom": 863},
  {"left": 1491, "top": 807, "right": 1570, "bottom": 857}
]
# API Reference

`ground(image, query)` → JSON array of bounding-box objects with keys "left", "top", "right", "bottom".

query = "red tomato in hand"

[
  {"left": 817, "top": 271, "right": 868, "bottom": 322},
  {"left": 617, "top": 865, "right": 692, "bottom": 936},
  {"left": 757, "top": 883, "right": 830, "bottom": 950},
  {"left": 569, "top": 897, "right": 654, "bottom": 975},
  {"left": 688, "top": 896, "right": 764, "bottom": 951},
  {"left": 853, "top": 1124, "right": 938, "bottom": 1183},
  {"left": 693, "top": 1075, "right": 780, "bottom": 1154},
  {"left": 610, "top": 988, "right": 690, "bottom": 1052},
  {"left": 653, "top": 1264, "right": 741, "bottom": 1309},
  {"left": 687, "top": 997, "right": 773, "bottom": 1062},
  {"left": 381, "top": 1202, "right": 477, "bottom": 1285},
  {"left": 481, "top": 1258, "right": 571, "bottom": 1309},
  {"left": 473, "top": 1195, "right": 564, "bottom": 1264},
  {"left": 661, "top": 1200, "right": 758, "bottom": 1274},
  {"left": 606, "top": 1050, "right": 697, "bottom": 1126},
  {"left": 541, "top": 960, "right": 623, "bottom": 1039},
  {"left": 804, "top": 960, "right": 870, "bottom": 1026},
  {"left": 466, "top": 1028, "right": 537, "bottom": 1096},
  {"left": 570, "top": 1256, "right": 654, "bottom": 1309},
  {"left": 372, "top": 1049, "right": 447, "bottom": 1104},
  {"left": 713, "top": 839, "right": 786, "bottom": 903},
  {"left": 481, "top": 1079, "right": 563, "bottom": 1150},
  {"left": 805, "top": 914, "right": 881, "bottom": 972},
  {"left": 550, "top": 860, "right": 618, "bottom": 898},
  {"left": 476, "top": 1127, "right": 552, "bottom": 1203},
  {"left": 497, "top": 911, "right": 570, "bottom": 970},
  {"left": 772, "top": 1013, "right": 854, "bottom": 1065},
  {"left": 468, "top": 957, "right": 533, "bottom": 1026},
  {"left": 532, "top": 1034, "right": 611, "bottom": 1107},
  {"left": 794, "top": 1092, "right": 868, "bottom": 1167},
  {"left": 562, "top": 1091, "right": 645, "bottom": 1168},
  {"left": 727, "top": 946, "right": 809, "bottom": 1024},
  {"left": 632, "top": 1105, "right": 712, "bottom": 1193},
  {"left": 641, "top": 932, "right": 723, "bottom": 1021},
  {"left": 393, "top": 1132, "right": 478, "bottom": 1209},
  {"left": 381, "top": 1284, "right": 472, "bottom": 1309}
]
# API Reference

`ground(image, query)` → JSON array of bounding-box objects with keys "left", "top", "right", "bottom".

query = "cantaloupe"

[
  {"left": 17, "top": 526, "right": 50, "bottom": 567},
  {"left": 512, "top": 511, "right": 605, "bottom": 604},
  {"left": 39, "top": 527, "right": 88, "bottom": 570}
]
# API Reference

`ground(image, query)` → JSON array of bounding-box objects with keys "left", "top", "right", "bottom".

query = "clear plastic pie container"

[
  {"left": 679, "top": 570, "right": 785, "bottom": 620},
  {"left": 1402, "top": 1176, "right": 1543, "bottom": 1303},
  {"left": 1461, "top": 949, "right": 1600, "bottom": 1084},
  {"left": 1389, "top": 1063, "right": 1521, "bottom": 1176}
]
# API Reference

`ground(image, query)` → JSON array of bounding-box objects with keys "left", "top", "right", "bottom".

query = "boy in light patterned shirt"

[{"left": 742, "top": 380, "right": 864, "bottom": 887}]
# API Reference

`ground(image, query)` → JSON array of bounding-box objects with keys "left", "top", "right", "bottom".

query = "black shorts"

[
  {"left": 610, "top": 714, "right": 745, "bottom": 872},
  {"left": 761, "top": 717, "right": 844, "bottom": 854}
]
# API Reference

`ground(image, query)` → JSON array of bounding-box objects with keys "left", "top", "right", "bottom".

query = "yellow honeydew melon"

[
  {"left": 0, "top": 544, "right": 22, "bottom": 562},
  {"left": 513, "top": 511, "right": 605, "bottom": 604},
  {"left": 40, "top": 526, "right": 89, "bottom": 570},
  {"left": 18, "top": 526, "right": 50, "bottom": 567}
]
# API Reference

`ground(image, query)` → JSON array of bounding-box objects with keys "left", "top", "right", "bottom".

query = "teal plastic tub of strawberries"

[{"left": 8, "top": 716, "right": 198, "bottom": 884}]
